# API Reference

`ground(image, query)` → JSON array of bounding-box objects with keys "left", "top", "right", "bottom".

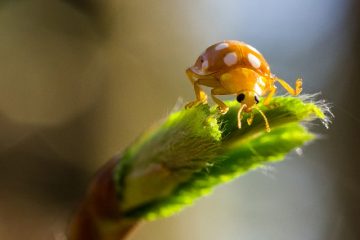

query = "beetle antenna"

[
  {"left": 255, "top": 106, "right": 271, "bottom": 132},
  {"left": 237, "top": 104, "right": 247, "bottom": 129}
]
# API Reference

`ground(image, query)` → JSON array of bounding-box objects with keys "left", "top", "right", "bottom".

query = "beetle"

[{"left": 185, "top": 40, "right": 302, "bottom": 132}]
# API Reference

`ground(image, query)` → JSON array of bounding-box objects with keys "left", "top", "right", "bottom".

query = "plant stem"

[{"left": 68, "top": 157, "right": 137, "bottom": 240}]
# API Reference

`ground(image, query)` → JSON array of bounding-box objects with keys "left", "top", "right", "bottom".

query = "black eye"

[
  {"left": 254, "top": 95, "right": 260, "bottom": 104},
  {"left": 237, "top": 93, "right": 245, "bottom": 103},
  {"left": 200, "top": 58, "right": 204, "bottom": 63}
]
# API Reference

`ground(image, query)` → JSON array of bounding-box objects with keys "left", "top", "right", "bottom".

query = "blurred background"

[{"left": 0, "top": 0, "right": 359, "bottom": 239}]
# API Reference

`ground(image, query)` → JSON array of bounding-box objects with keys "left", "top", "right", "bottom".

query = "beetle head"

[{"left": 236, "top": 91, "right": 260, "bottom": 112}]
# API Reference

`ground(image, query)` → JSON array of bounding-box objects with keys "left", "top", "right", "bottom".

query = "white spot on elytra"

[
  {"left": 248, "top": 53, "right": 261, "bottom": 69},
  {"left": 254, "top": 84, "right": 262, "bottom": 95},
  {"left": 201, "top": 60, "right": 209, "bottom": 70},
  {"left": 224, "top": 52, "right": 238, "bottom": 66},
  {"left": 246, "top": 44, "right": 260, "bottom": 53},
  {"left": 215, "top": 42, "right": 229, "bottom": 51}
]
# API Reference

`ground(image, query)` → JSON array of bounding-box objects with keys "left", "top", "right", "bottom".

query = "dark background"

[{"left": 0, "top": 0, "right": 359, "bottom": 239}]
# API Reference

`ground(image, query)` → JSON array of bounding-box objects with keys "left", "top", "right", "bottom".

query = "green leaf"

[{"left": 113, "top": 95, "right": 330, "bottom": 221}]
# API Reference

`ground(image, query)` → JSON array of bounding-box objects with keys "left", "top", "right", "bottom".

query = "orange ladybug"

[{"left": 185, "top": 40, "right": 303, "bottom": 132}]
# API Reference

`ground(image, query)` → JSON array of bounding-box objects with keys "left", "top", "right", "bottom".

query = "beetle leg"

[
  {"left": 185, "top": 80, "right": 208, "bottom": 109},
  {"left": 194, "top": 82, "right": 208, "bottom": 102},
  {"left": 263, "top": 85, "right": 277, "bottom": 106},
  {"left": 275, "top": 77, "right": 303, "bottom": 96},
  {"left": 185, "top": 82, "right": 208, "bottom": 109},
  {"left": 185, "top": 68, "right": 208, "bottom": 109},
  {"left": 211, "top": 88, "right": 230, "bottom": 114}
]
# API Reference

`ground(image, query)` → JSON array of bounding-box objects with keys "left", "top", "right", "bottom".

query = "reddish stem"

[{"left": 68, "top": 157, "right": 138, "bottom": 240}]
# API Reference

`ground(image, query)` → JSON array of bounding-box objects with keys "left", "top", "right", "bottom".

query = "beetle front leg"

[
  {"left": 186, "top": 69, "right": 208, "bottom": 106},
  {"left": 211, "top": 88, "right": 229, "bottom": 114},
  {"left": 185, "top": 82, "right": 208, "bottom": 109}
]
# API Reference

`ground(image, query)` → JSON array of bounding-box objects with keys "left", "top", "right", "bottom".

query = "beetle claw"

[
  {"left": 217, "top": 106, "right": 229, "bottom": 115},
  {"left": 295, "top": 79, "right": 303, "bottom": 95},
  {"left": 185, "top": 100, "right": 207, "bottom": 109}
]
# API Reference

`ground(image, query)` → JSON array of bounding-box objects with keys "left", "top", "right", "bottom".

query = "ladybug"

[{"left": 185, "top": 40, "right": 302, "bottom": 132}]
